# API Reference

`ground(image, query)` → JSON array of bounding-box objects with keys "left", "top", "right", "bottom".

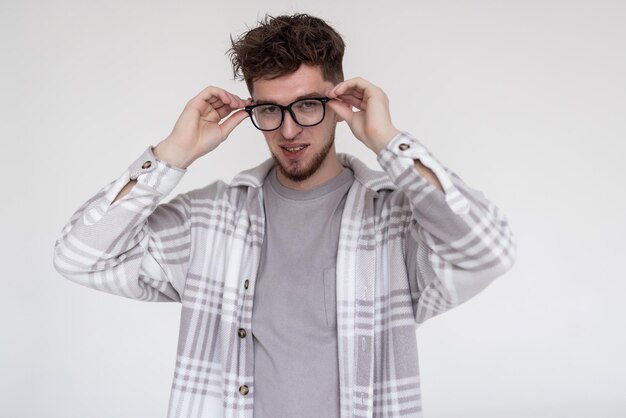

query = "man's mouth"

[
  {"left": 279, "top": 144, "right": 310, "bottom": 158},
  {"left": 283, "top": 145, "right": 308, "bottom": 152}
]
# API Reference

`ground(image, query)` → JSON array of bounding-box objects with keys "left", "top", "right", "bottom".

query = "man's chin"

[
  {"left": 271, "top": 133, "right": 335, "bottom": 184},
  {"left": 275, "top": 159, "right": 316, "bottom": 183}
]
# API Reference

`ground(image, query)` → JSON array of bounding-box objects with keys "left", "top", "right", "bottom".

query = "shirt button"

[
  {"left": 239, "top": 385, "right": 249, "bottom": 395},
  {"left": 244, "top": 280, "right": 249, "bottom": 289},
  {"left": 398, "top": 143, "right": 410, "bottom": 151},
  {"left": 238, "top": 328, "right": 247, "bottom": 338},
  {"left": 141, "top": 161, "right": 152, "bottom": 169}
]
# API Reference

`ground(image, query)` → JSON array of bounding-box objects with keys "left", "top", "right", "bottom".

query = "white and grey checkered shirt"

[{"left": 54, "top": 132, "right": 516, "bottom": 417}]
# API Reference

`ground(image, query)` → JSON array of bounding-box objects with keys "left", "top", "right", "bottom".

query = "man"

[{"left": 53, "top": 13, "right": 516, "bottom": 418}]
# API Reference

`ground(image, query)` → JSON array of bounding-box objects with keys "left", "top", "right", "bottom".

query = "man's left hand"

[{"left": 326, "top": 77, "right": 400, "bottom": 154}]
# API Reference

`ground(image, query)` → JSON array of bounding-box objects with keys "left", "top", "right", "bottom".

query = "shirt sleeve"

[
  {"left": 377, "top": 132, "right": 517, "bottom": 323},
  {"left": 53, "top": 147, "right": 192, "bottom": 302}
]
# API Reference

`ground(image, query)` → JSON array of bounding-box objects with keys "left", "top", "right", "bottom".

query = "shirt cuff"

[
  {"left": 128, "top": 146, "right": 186, "bottom": 196},
  {"left": 377, "top": 132, "right": 470, "bottom": 215}
]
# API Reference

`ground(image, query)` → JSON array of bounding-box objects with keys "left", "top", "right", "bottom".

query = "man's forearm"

[
  {"left": 113, "top": 180, "right": 137, "bottom": 203},
  {"left": 414, "top": 160, "right": 443, "bottom": 191},
  {"left": 112, "top": 141, "right": 185, "bottom": 205}
]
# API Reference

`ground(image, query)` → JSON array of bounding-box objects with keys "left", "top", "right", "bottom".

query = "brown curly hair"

[{"left": 228, "top": 14, "right": 345, "bottom": 93}]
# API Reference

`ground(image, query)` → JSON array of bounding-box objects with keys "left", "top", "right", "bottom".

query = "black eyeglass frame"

[{"left": 244, "top": 97, "right": 331, "bottom": 131}]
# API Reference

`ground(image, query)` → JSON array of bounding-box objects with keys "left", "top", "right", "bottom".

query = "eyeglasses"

[{"left": 245, "top": 97, "right": 330, "bottom": 131}]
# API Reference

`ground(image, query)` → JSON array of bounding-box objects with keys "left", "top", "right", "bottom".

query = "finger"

[
  {"left": 327, "top": 99, "right": 354, "bottom": 124},
  {"left": 196, "top": 85, "right": 231, "bottom": 103},
  {"left": 332, "top": 93, "right": 364, "bottom": 110},
  {"left": 329, "top": 86, "right": 364, "bottom": 101},
  {"left": 187, "top": 87, "right": 252, "bottom": 122},
  {"left": 326, "top": 87, "right": 363, "bottom": 102},
  {"left": 329, "top": 77, "right": 372, "bottom": 97},
  {"left": 219, "top": 109, "right": 250, "bottom": 137},
  {"left": 187, "top": 95, "right": 226, "bottom": 119},
  {"left": 194, "top": 87, "right": 243, "bottom": 113},
  {"left": 197, "top": 98, "right": 224, "bottom": 116},
  {"left": 337, "top": 91, "right": 364, "bottom": 102},
  {"left": 213, "top": 92, "right": 250, "bottom": 115},
  {"left": 213, "top": 102, "right": 242, "bottom": 119},
  {"left": 203, "top": 97, "right": 245, "bottom": 119},
  {"left": 215, "top": 99, "right": 248, "bottom": 119},
  {"left": 226, "top": 92, "right": 250, "bottom": 109},
  {"left": 223, "top": 91, "right": 242, "bottom": 109},
  {"left": 202, "top": 88, "right": 250, "bottom": 110}
]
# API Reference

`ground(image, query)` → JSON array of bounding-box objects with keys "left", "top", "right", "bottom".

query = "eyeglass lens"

[{"left": 250, "top": 99, "right": 325, "bottom": 130}]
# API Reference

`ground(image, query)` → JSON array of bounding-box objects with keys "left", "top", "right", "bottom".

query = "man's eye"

[
  {"left": 295, "top": 100, "right": 320, "bottom": 111},
  {"left": 260, "top": 105, "right": 280, "bottom": 114}
]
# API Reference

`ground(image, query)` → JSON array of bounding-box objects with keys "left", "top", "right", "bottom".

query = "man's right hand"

[{"left": 154, "top": 86, "right": 251, "bottom": 169}]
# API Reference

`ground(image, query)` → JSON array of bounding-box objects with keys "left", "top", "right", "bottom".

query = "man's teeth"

[{"left": 284, "top": 146, "right": 307, "bottom": 152}]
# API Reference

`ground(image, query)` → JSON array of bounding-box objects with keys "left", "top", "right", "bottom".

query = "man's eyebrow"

[{"left": 253, "top": 92, "right": 327, "bottom": 105}]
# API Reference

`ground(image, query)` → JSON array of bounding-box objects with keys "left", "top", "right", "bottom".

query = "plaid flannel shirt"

[{"left": 54, "top": 132, "right": 516, "bottom": 417}]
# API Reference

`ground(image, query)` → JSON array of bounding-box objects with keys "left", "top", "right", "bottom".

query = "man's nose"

[{"left": 279, "top": 111, "right": 303, "bottom": 140}]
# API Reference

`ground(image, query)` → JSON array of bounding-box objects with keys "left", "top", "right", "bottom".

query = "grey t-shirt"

[{"left": 252, "top": 166, "right": 354, "bottom": 418}]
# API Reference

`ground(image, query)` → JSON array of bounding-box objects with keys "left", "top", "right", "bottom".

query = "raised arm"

[
  {"left": 53, "top": 86, "right": 251, "bottom": 301},
  {"left": 378, "top": 133, "right": 516, "bottom": 322},
  {"left": 111, "top": 86, "right": 251, "bottom": 202},
  {"left": 327, "top": 77, "right": 516, "bottom": 322},
  {"left": 53, "top": 152, "right": 190, "bottom": 301}
]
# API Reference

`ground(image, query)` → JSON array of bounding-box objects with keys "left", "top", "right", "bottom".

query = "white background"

[{"left": 1, "top": 0, "right": 625, "bottom": 417}]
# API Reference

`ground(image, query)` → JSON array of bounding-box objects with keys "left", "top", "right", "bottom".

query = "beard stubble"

[{"left": 272, "top": 131, "right": 336, "bottom": 183}]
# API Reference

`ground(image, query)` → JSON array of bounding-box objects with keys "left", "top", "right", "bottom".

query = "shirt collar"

[{"left": 230, "top": 153, "right": 396, "bottom": 193}]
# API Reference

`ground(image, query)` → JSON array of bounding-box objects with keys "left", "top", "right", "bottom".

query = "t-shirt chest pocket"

[{"left": 323, "top": 267, "right": 337, "bottom": 328}]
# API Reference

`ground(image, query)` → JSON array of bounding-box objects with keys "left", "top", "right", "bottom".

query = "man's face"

[{"left": 251, "top": 65, "right": 340, "bottom": 186}]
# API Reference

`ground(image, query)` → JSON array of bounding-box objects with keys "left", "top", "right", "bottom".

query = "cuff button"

[
  {"left": 398, "top": 143, "right": 410, "bottom": 151},
  {"left": 141, "top": 161, "right": 152, "bottom": 169}
]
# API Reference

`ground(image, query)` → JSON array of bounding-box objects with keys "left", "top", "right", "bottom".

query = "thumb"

[
  {"left": 219, "top": 109, "right": 250, "bottom": 137},
  {"left": 328, "top": 100, "right": 354, "bottom": 124}
]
